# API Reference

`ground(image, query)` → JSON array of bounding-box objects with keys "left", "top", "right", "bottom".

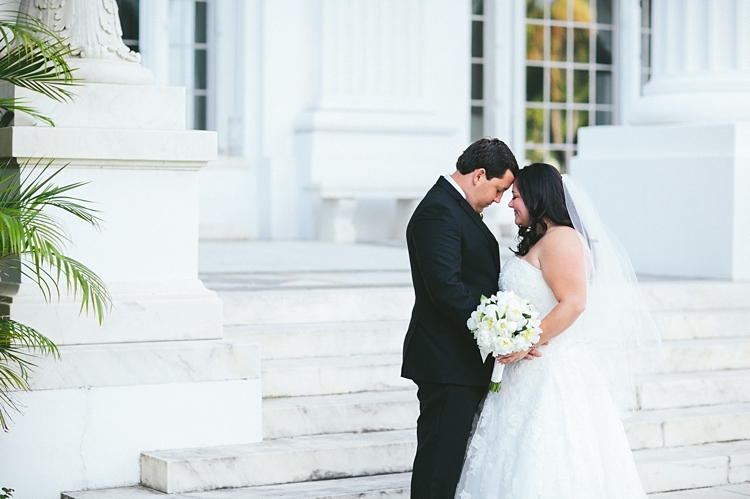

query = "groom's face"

[{"left": 468, "top": 169, "right": 515, "bottom": 213}]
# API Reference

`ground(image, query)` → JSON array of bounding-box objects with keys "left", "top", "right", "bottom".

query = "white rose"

[
  {"left": 492, "top": 335, "right": 515, "bottom": 355},
  {"left": 467, "top": 310, "right": 483, "bottom": 331},
  {"left": 527, "top": 319, "right": 542, "bottom": 333},
  {"left": 495, "top": 318, "right": 512, "bottom": 336},
  {"left": 483, "top": 304, "right": 500, "bottom": 319},
  {"left": 478, "top": 318, "right": 492, "bottom": 332},
  {"left": 506, "top": 307, "right": 526, "bottom": 325},
  {"left": 512, "top": 335, "right": 530, "bottom": 350},
  {"left": 521, "top": 328, "right": 541, "bottom": 345},
  {"left": 475, "top": 329, "right": 493, "bottom": 351}
]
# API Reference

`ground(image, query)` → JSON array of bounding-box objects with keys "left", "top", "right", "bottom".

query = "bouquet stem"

[{"left": 489, "top": 362, "right": 505, "bottom": 393}]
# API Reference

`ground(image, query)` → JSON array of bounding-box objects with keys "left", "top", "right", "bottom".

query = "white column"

[
  {"left": 316, "top": 0, "right": 425, "bottom": 110},
  {"left": 631, "top": 0, "right": 750, "bottom": 124},
  {"left": 139, "top": 0, "right": 171, "bottom": 86},
  {"left": 0, "top": 3, "right": 261, "bottom": 497},
  {"left": 571, "top": 0, "right": 750, "bottom": 280},
  {"left": 294, "top": 0, "right": 465, "bottom": 242}
]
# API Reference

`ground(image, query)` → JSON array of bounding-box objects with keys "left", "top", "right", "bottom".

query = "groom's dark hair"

[{"left": 456, "top": 138, "right": 519, "bottom": 179}]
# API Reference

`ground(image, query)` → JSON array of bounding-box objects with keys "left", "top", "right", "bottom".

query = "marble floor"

[
  {"left": 197, "top": 239, "right": 692, "bottom": 291},
  {"left": 649, "top": 483, "right": 750, "bottom": 498},
  {"left": 198, "top": 240, "right": 412, "bottom": 291}
]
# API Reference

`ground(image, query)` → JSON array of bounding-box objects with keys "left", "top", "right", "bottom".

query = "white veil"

[{"left": 562, "top": 174, "right": 664, "bottom": 416}]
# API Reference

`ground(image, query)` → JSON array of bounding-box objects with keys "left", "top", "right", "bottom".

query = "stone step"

[
  {"left": 63, "top": 474, "right": 411, "bottom": 498},
  {"left": 265, "top": 387, "right": 750, "bottom": 450},
  {"left": 652, "top": 309, "right": 750, "bottom": 341},
  {"left": 62, "top": 475, "right": 750, "bottom": 499},
  {"left": 262, "top": 354, "right": 412, "bottom": 398},
  {"left": 216, "top": 280, "right": 750, "bottom": 328},
  {"left": 639, "top": 370, "right": 750, "bottom": 410},
  {"left": 217, "top": 281, "right": 750, "bottom": 327},
  {"left": 634, "top": 440, "right": 750, "bottom": 494},
  {"left": 648, "top": 482, "right": 750, "bottom": 498},
  {"left": 225, "top": 320, "right": 406, "bottom": 360},
  {"left": 140, "top": 429, "right": 416, "bottom": 494},
  {"left": 639, "top": 281, "right": 750, "bottom": 312},
  {"left": 263, "top": 376, "right": 750, "bottom": 450},
  {"left": 219, "top": 287, "right": 413, "bottom": 326},
  {"left": 25, "top": 339, "right": 260, "bottom": 391},
  {"left": 219, "top": 283, "right": 750, "bottom": 328},
  {"left": 660, "top": 338, "right": 750, "bottom": 373},
  {"left": 62, "top": 488, "right": 166, "bottom": 498},
  {"left": 625, "top": 403, "right": 750, "bottom": 450},
  {"left": 263, "top": 389, "right": 418, "bottom": 439},
  {"left": 259, "top": 338, "right": 750, "bottom": 400},
  {"left": 140, "top": 428, "right": 749, "bottom": 495}
]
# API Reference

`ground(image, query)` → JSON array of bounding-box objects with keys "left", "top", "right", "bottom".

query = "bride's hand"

[{"left": 497, "top": 349, "right": 532, "bottom": 365}]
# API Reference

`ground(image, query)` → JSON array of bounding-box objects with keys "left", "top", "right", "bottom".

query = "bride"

[{"left": 455, "top": 163, "right": 663, "bottom": 498}]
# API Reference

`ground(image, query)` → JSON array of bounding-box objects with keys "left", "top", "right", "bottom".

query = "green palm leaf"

[
  {"left": 0, "top": 318, "right": 58, "bottom": 430},
  {"left": 0, "top": 10, "right": 78, "bottom": 126},
  {"left": 0, "top": 160, "right": 110, "bottom": 321},
  {"left": 0, "top": 160, "right": 111, "bottom": 430},
  {"left": 0, "top": 98, "right": 54, "bottom": 126},
  {"left": 0, "top": 11, "right": 76, "bottom": 100}
]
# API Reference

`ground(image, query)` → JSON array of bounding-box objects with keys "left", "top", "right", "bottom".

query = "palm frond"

[
  {"left": 0, "top": 11, "right": 76, "bottom": 102},
  {"left": 0, "top": 318, "right": 58, "bottom": 430},
  {"left": 0, "top": 97, "right": 54, "bottom": 126},
  {"left": 0, "top": 160, "right": 111, "bottom": 323}
]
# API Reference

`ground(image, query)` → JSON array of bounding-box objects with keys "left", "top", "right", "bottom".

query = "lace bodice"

[
  {"left": 499, "top": 257, "right": 557, "bottom": 318},
  {"left": 498, "top": 256, "right": 584, "bottom": 346}
]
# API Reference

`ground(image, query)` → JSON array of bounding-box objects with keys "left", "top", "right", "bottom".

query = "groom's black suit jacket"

[{"left": 402, "top": 176, "right": 499, "bottom": 387}]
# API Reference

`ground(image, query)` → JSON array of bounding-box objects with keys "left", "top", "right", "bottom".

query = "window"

[
  {"left": 471, "top": 0, "right": 488, "bottom": 141},
  {"left": 524, "top": 0, "right": 615, "bottom": 171},
  {"left": 116, "top": 0, "right": 139, "bottom": 53},
  {"left": 169, "top": 0, "right": 211, "bottom": 130},
  {"left": 640, "top": 0, "right": 652, "bottom": 88}
]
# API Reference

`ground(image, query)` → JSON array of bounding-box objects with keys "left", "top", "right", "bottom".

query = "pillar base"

[
  {"left": 570, "top": 122, "right": 750, "bottom": 280},
  {"left": 630, "top": 91, "right": 750, "bottom": 125}
]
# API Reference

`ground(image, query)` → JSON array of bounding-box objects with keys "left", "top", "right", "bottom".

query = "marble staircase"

[{"left": 64, "top": 269, "right": 750, "bottom": 498}]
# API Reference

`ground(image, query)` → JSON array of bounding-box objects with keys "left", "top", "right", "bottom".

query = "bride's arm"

[
  {"left": 534, "top": 227, "right": 587, "bottom": 343},
  {"left": 499, "top": 227, "right": 586, "bottom": 365}
]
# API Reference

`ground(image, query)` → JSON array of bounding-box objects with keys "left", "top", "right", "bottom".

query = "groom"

[{"left": 402, "top": 138, "right": 520, "bottom": 498}]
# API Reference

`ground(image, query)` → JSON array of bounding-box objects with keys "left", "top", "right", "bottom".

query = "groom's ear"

[{"left": 473, "top": 168, "right": 486, "bottom": 185}]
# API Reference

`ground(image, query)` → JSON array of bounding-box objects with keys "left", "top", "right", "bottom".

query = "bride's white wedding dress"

[{"left": 455, "top": 256, "right": 647, "bottom": 499}]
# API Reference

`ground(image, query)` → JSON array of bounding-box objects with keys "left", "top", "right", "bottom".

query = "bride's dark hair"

[{"left": 513, "top": 163, "right": 574, "bottom": 256}]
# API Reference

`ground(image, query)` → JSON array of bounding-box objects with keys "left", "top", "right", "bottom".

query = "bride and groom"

[{"left": 402, "top": 138, "right": 663, "bottom": 498}]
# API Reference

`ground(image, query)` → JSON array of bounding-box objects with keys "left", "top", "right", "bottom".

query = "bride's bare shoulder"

[
  {"left": 538, "top": 225, "right": 583, "bottom": 257},
  {"left": 543, "top": 225, "right": 580, "bottom": 243}
]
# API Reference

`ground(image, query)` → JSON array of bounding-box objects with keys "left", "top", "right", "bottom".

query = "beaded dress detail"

[{"left": 454, "top": 256, "right": 647, "bottom": 499}]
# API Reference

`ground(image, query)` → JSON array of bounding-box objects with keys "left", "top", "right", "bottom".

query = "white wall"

[{"left": 139, "top": 0, "right": 475, "bottom": 241}]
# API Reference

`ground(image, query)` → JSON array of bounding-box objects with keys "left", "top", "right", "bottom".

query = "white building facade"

[
  {"left": 1, "top": 1, "right": 749, "bottom": 497},
  {"left": 123, "top": 0, "right": 654, "bottom": 245}
]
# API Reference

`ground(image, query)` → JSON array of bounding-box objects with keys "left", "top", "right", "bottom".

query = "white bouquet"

[{"left": 467, "top": 291, "right": 543, "bottom": 392}]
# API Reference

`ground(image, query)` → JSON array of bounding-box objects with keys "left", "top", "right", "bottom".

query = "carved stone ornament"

[{"left": 18, "top": 0, "right": 153, "bottom": 84}]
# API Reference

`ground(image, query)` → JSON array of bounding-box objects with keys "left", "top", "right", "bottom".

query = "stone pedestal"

[
  {"left": 571, "top": 122, "right": 750, "bottom": 280},
  {"left": 0, "top": 4, "right": 262, "bottom": 498},
  {"left": 573, "top": 0, "right": 750, "bottom": 280}
]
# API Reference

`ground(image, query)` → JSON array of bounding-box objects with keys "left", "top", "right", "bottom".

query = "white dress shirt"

[{"left": 443, "top": 174, "right": 467, "bottom": 200}]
